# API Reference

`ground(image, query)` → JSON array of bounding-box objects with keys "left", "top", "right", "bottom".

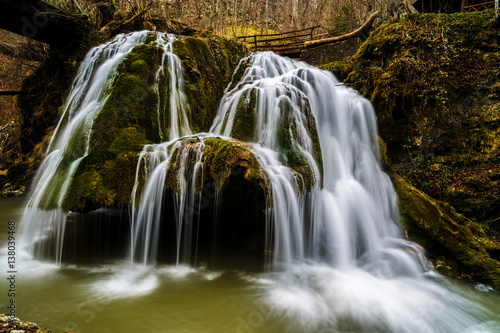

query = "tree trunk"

[{"left": 304, "top": 10, "right": 380, "bottom": 48}]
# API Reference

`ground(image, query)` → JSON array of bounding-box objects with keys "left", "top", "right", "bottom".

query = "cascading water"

[
  {"left": 130, "top": 138, "right": 206, "bottom": 265},
  {"left": 155, "top": 34, "right": 192, "bottom": 140},
  {"left": 211, "top": 52, "right": 426, "bottom": 275},
  {"left": 16, "top": 31, "right": 500, "bottom": 332},
  {"left": 20, "top": 31, "right": 149, "bottom": 263},
  {"left": 210, "top": 52, "right": 498, "bottom": 332},
  {"left": 128, "top": 33, "right": 205, "bottom": 266}
]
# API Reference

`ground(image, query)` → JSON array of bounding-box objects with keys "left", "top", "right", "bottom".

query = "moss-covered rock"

[
  {"left": 230, "top": 87, "right": 257, "bottom": 142},
  {"left": 91, "top": 43, "right": 164, "bottom": 149},
  {"left": 323, "top": 10, "right": 499, "bottom": 230},
  {"left": 228, "top": 87, "right": 323, "bottom": 192},
  {"left": 52, "top": 31, "right": 249, "bottom": 213},
  {"left": 275, "top": 96, "right": 322, "bottom": 191},
  {"left": 393, "top": 171, "right": 500, "bottom": 289},
  {"left": 379, "top": 139, "right": 500, "bottom": 289},
  {"left": 172, "top": 36, "right": 248, "bottom": 132},
  {"left": 62, "top": 147, "right": 140, "bottom": 213},
  {"left": 164, "top": 137, "right": 267, "bottom": 194}
]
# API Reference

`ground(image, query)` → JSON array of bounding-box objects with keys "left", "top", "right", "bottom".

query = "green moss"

[
  {"left": 109, "top": 126, "right": 147, "bottom": 156},
  {"left": 63, "top": 125, "right": 144, "bottom": 212},
  {"left": 202, "top": 138, "right": 238, "bottom": 190},
  {"left": 91, "top": 43, "right": 164, "bottom": 150},
  {"left": 37, "top": 155, "right": 78, "bottom": 211},
  {"left": 205, "top": 138, "right": 266, "bottom": 191},
  {"left": 130, "top": 60, "right": 149, "bottom": 75},
  {"left": 163, "top": 137, "right": 267, "bottom": 195},
  {"left": 172, "top": 36, "right": 248, "bottom": 132},
  {"left": 62, "top": 150, "right": 140, "bottom": 212},
  {"left": 394, "top": 171, "right": 500, "bottom": 289},
  {"left": 231, "top": 88, "right": 257, "bottom": 142},
  {"left": 144, "top": 32, "right": 157, "bottom": 44},
  {"left": 275, "top": 96, "right": 323, "bottom": 191}
]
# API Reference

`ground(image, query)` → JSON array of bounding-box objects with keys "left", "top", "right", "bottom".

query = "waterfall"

[
  {"left": 18, "top": 32, "right": 500, "bottom": 333},
  {"left": 129, "top": 33, "right": 202, "bottom": 265},
  {"left": 211, "top": 52, "right": 427, "bottom": 275},
  {"left": 208, "top": 52, "right": 495, "bottom": 332},
  {"left": 129, "top": 138, "right": 206, "bottom": 265},
  {"left": 20, "top": 31, "right": 149, "bottom": 263},
  {"left": 155, "top": 34, "right": 192, "bottom": 140}
]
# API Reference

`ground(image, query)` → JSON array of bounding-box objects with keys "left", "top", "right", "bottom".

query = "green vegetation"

[
  {"left": 393, "top": 169, "right": 500, "bottom": 289},
  {"left": 173, "top": 36, "right": 248, "bottom": 132},
  {"left": 230, "top": 88, "right": 257, "bottom": 142},
  {"left": 276, "top": 95, "right": 323, "bottom": 191},
  {"left": 91, "top": 42, "right": 163, "bottom": 149},
  {"left": 379, "top": 139, "right": 500, "bottom": 288}
]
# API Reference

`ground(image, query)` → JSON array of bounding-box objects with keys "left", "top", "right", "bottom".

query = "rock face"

[
  {"left": 322, "top": 10, "right": 500, "bottom": 287},
  {"left": 381, "top": 142, "right": 500, "bottom": 289},
  {"left": 394, "top": 173, "right": 500, "bottom": 289}
]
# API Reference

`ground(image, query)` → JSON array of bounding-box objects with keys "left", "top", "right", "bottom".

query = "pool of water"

[{"left": 1, "top": 197, "right": 500, "bottom": 333}]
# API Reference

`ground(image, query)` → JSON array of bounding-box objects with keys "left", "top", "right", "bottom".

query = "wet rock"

[{"left": 0, "top": 315, "right": 51, "bottom": 333}]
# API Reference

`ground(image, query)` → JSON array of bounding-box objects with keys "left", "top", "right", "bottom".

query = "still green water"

[
  {"left": 0, "top": 197, "right": 279, "bottom": 333},
  {"left": 2, "top": 197, "right": 500, "bottom": 333}
]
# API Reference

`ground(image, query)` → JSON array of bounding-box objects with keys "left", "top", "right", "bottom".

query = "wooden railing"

[
  {"left": 462, "top": 1, "right": 495, "bottom": 12},
  {"left": 237, "top": 26, "right": 323, "bottom": 56}
]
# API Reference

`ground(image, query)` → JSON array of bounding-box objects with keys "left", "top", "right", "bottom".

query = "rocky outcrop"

[
  {"left": 377, "top": 140, "right": 500, "bottom": 288},
  {"left": 173, "top": 36, "right": 248, "bottom": 132},
  {"left": 0, "top": 314, "right": 54, "bottom": 333}
]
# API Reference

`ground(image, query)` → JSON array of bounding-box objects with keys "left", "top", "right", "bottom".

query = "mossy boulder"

[
  {"left": 164, "top": 137, "right": 268, "bottom": 195},
  {"left": 393, "top": 171, "right": 500, "bottom": 289},
  {"left": 275, "top": 96, "right": 323, "bottom": 191},
  {"left": 62, "top": 127, "right": 145, "bottom": 212},
  {"left": 91, "top": 43, "right": 164, "bottom": 150},
  {"left": 228, "top": 87, "right": 323, "bottom": 192},
  {"left": 54, "top": 33, "right": 249, "bottom": 212},
  {"left": 172, "top": 36, "right": 248, "bottom": 132}
]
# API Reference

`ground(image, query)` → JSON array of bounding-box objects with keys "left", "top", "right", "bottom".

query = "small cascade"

[
  {"left": 128, "top": 33, "right": 202, "bottom": 265},
  {"left": 20, "top": 31, "right": 194, "bottom": 264},
  {"left": 155, "top": 34, "right": 192, "bottom": 140},
  {"left": 130, "top": 138, "right": 206, "bottom": 265},
  {"left": 21, "top": 31, "right": 149, "bottom": 263}
]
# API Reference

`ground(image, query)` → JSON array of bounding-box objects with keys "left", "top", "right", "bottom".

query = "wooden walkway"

[
  {"left": 462, "top": 1, "right": 496, "bottom": 12},
  {"left": 237, "top": 26, "right": 326, "bottom": 58}
]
